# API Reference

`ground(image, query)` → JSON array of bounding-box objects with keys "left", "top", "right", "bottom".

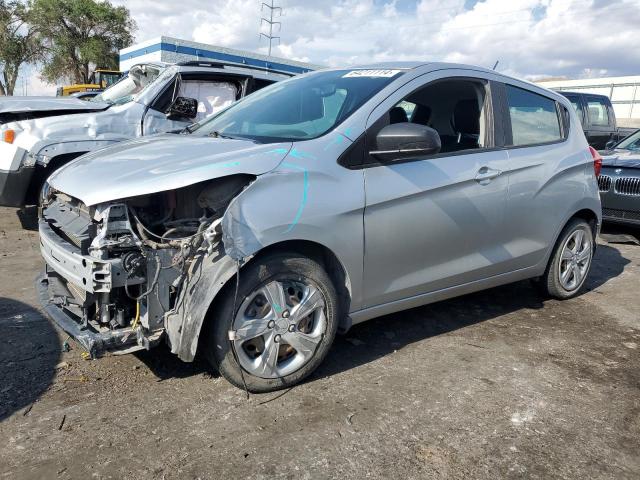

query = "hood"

[
  {"left": 48, "top": 134, "right": 292, "bottom": 206},
  {"left": 0, "top": 96, "right": 109, "bottom": 124},
  {"left": 601, "top": 149, "right": 640, "bottom": 169}
]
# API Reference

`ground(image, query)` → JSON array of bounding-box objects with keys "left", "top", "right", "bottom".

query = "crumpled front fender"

[{"left": 164, "top": 252, "right": 239, "bottom": 362}]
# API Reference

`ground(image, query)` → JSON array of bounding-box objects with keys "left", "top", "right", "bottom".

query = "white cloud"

[
  {"left": 118, "top": 0, "right": 640, "bottom": 78},
  {"left": 22, "top": 0, "right": 640, "bottom": 95}
]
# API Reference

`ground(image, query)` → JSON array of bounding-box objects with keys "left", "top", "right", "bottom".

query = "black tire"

[
  {"left": 539, "top": 218, "right": 594, "bottom": 299},
  {"left": 204, "top": 252, "right": 339, "bottom": 393}
]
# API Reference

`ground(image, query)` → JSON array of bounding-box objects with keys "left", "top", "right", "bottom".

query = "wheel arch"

[
  {"left": 26, "top": 151, "right": 89, "bottom": 204},
  {"left": 572, "top": 208, "right": 599, "bottom": 237},
  {"left": 169, "top": 239, "right": 353, "bottom": 363},
  {"left": 537, "top": 204, "right": 601, "bottom": 277},
  {"left": 242, "top": 239, "right": 353, "bottom": 330}
]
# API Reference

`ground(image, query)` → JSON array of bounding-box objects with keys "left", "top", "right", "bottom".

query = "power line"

[{"left": 260, "top": 0, "right": 281, "bottom": 57}]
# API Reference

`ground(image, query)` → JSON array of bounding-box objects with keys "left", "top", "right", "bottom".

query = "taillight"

[
  {"left": 589, "top": 146, "right": 602, "bottom": 177},
  {"left": 2, "top": 129, "right": 15, "bottom": 144}
]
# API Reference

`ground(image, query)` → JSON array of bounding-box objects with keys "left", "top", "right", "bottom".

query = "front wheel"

[
  {"left": 539, "top": 218, "right": 594, "bottom": 299},
  {"left": 204, "top": 253, "right": 339, "bottom": 393}
]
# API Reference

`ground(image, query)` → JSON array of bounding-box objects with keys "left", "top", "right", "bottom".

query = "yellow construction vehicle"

[{"left": 56, "top": 69, "right": 123, "bottom": 97}]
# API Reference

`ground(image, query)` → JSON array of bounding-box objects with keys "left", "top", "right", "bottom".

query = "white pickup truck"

[{"left": 0, "top": 61, "right": 292, "bottom": 207}]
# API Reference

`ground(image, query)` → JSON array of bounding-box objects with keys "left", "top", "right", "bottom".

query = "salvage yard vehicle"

[
  {"left": 0, "top": 61, "right": 293, "bottom": 207},
  {"left": 559, "top": 91, "right": 635, "bottom": 150},
  {"left": 38, "top": 63, "right": 601, "bottom": 392},
  {"left": 598, "top": 129, "right": 640, "bottom": 226}
]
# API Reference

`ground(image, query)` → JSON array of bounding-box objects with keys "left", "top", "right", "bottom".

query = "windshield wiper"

[{"left": 208, "top": 131, "right": 244, "bottom": 140}]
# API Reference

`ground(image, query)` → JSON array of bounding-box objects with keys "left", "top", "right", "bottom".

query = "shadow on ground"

[
  {"left": 135, "top": 343, "right": 211, "bottom": 381},
  {"left": 315, "top": 239, "right": 632, "bottom": 382},
  {"left": 315, "top": 280, "right": 543, "bottom": 382},
  {"left": 600, "top": 223, "right": 640, "bottom": 244},
  {"left": 0, "top": 298, "right": 60, "bottom": 421},
  {"left": 587, "top": 243, "right": 632, "bottom": 291}
]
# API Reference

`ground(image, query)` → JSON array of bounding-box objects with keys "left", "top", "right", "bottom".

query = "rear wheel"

[
  {"left": 204, "top": 253, "right": 338, "bottom": 392},
  {"left": 539, "top": 218, "right": 594, "bottom": 299}
]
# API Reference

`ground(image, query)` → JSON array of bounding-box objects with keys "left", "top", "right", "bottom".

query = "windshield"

[
  {"left": 616, "top": 130, "right": 640, "bottom": 151},
  {"left": 191, "top": 68, "right": 405, "bottom": 142},
  {"left": 91, "top": 64, "right": 163, "bottom": 105}
]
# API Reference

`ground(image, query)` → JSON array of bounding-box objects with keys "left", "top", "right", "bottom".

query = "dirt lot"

[{"left": 0, "top": 206, "right": 639, "bottom": 480}]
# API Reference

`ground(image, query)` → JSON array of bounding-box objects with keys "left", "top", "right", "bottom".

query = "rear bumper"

[{"left": 0, "top": 166, "right": 33, "bottom": 207}]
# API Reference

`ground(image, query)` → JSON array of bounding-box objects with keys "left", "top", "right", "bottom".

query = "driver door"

[{"left": 361, "top": 71, "right": 511, "bottom": 308}]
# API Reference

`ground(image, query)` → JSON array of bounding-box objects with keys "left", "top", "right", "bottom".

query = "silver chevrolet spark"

[{"left": 37, "top": 63, "right": 602, "bottom": 392}]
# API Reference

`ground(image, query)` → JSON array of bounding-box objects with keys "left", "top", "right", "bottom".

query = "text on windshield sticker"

[{"left": 342, "top": 69, "right": 402, "bottom": 78}]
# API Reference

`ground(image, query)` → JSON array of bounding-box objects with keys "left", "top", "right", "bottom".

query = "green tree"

[
  {"left": 0, "top": 1, "right": 42, "bottom": 96},
  {"left": 31, "top": 0, "right": 135, "bottom": 85}
]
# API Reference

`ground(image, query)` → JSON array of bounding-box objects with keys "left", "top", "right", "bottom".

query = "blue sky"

[{"left": 26, "top": 0, "right": 640, "bottom": 94}]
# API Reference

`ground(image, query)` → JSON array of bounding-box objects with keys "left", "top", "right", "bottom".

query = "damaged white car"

[
  {"left": 38, "top": 64, "right": 601, "bottom": 392},
  {"left": 0, "top": 61, "right": 291, "bottom": 207}
]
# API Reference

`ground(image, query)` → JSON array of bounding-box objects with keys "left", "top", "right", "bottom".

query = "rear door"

[
  {"left": 499, "top": 83, "right": 584, "bottom": 270},
  {"left": 361, "top": 70, "right": 511, "bottom": 308}
]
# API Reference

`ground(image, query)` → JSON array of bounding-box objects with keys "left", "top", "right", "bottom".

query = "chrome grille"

[
  {"left": 597, "top": 175, "right": 612, "bottom": 192},
  {"left": 614, "top": 177, "right": 640, "bottom": 196}
]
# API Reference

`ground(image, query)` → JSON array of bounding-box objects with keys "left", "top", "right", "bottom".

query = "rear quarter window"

[{"left": 506, "top": 85, "right": 562, "bottom": 146}]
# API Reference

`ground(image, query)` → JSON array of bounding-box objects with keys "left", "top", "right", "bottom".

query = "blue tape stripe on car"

[{"left": 281, "top": 161, "right": 309, "bottom": 233}]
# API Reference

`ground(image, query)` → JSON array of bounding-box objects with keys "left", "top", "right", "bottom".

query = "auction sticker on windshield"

[{"left": 342, "top": 69, "right": 402, "bottom": 78}]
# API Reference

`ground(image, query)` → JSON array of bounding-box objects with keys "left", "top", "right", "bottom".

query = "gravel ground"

[{"left": 0, "top": 206, "right": 639, "bottom": 480}]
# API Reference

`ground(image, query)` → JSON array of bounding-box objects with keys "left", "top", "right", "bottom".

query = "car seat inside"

[{"left": 396, "top": 79, "right": 488, "bottom": 153}]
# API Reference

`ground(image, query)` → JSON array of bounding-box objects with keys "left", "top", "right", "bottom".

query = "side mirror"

[
  {"left": 370, "top": 122, "right": 441, "bottom": 162},
  {"left": 167, "top": 96, "right": 198, "bottom": 120},
  {"left": 605, "top": 139, "right": 617, "bottom": 151}
]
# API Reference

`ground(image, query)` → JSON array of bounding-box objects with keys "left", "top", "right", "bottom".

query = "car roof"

[
  {"left": 129, "top": 61, "right": 294, "bottom": 81},
  {"left": 327, "top": 61, "right": 508, "bottom": 76},
  {"left": 329, "top": 61, "right": 571, "bottom": 105},
  {"left": 559, "top": 91, "right": 610, "bottom": 100}
]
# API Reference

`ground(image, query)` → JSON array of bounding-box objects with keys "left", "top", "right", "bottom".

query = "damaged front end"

[{"left": 37, "top": 175, "right": 254, "bottom": 358}]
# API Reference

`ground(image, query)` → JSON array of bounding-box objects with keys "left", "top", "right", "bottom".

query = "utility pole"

[{"left": 260, "top": 0, "right": 281, "bottom": 57}]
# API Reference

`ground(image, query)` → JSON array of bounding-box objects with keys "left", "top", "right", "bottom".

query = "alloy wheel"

[
  {"left": 231, "top": 279, "right": 327, "bottom": 379},
  {"left": 557, "top": 227, "right": 593, "bottom": 292}
]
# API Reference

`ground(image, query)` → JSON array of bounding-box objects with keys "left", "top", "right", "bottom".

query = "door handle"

[{"left": 474, "top": 166, "right": 502, "bottom": 185}]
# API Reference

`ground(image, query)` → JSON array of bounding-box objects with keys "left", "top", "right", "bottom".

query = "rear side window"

[
  {"left": 506, "top": 85, "right": 561, "bottom": 146},
  {"left": 586, "top": 98, "right": 610, "bottom": 126}
]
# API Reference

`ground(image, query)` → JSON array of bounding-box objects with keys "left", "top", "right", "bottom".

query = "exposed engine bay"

[{"left": 38, "top": 175, "right": 255, "bottom": 357}]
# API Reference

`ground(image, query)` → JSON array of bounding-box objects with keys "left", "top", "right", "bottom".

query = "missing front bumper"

[{"left": 35, "top": 272, "right": 156, "bottom": 357}]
